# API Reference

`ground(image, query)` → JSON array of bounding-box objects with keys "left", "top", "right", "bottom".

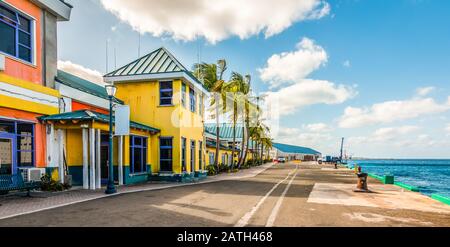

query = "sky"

[{"left": 57, "top": 0, "right": 450, "bottom": 158}]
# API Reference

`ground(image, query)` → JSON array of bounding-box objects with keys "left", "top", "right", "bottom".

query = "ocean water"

[{"left": 346, "top": 159, "right": 450, "bottom": 197}]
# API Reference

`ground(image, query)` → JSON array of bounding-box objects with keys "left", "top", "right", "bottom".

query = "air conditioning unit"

[{"left": 20, "top": 168, "right": 46, "bottom": 182}]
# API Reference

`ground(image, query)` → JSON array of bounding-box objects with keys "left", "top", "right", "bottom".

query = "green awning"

[{"left": 39, "top": 110, "right": 160, "bottom": 133}]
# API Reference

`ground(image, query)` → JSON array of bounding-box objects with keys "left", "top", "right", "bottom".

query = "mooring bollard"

[
  {"left": 354, "top": 166, "right": 370, "bottom": 192},
  {"left": 356, "top": 173, "right": 369, "bottom": 191}
]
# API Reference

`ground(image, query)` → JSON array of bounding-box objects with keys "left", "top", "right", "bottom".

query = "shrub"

[
  {"left": 206, "top": 165, "right": 217, "bottom": 176},
  {"left": 218, "top": 163, "right": 230, "bottom": 173},
  {"left": 40, "top": 174, "right": 71, "bottom": 192}
]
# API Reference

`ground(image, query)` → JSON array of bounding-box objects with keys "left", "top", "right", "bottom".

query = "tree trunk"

[
  {"left": 237, "top": 109, "right": 247, "bottom": 168},
  {"left": 260, "top": 142, "right": 264, "bottom": 163},
  {"left": 231, "top": 102, "right": 237, "bottom": 171},
  {"left": 215, "top": 95, "right": 220, "bottom": 171}
]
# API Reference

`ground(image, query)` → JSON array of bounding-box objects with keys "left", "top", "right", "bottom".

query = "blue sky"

[{"left": 57, "top": 0, "right": 450, "bottom": 158}]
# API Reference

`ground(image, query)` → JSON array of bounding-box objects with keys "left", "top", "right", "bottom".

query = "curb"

[
  {"left": 394, "top": 182, "right": 420, "bottom": 192},
  {"left": 431, "top": 194, "right": 450, "bottom": 205}
]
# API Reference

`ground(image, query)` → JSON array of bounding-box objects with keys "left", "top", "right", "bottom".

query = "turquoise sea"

[{"left": 346, "top": 159, "right": 450, "bottom": 197}]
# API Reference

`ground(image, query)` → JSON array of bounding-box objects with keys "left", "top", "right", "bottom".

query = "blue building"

[{"left": 272, "top": 143, "right": 321, "bottom": 161}]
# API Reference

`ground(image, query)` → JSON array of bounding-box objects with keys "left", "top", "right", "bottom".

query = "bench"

[{"left": 0, "top": 171, "right": 41, "bottom": 196}]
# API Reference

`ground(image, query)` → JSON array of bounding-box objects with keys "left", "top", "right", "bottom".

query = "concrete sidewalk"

[{"left": 0, "top": 163, "right": 273, "bottom": 220}]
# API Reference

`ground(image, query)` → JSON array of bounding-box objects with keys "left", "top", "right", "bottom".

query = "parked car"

[{"left": 277, "top": 157, "right": 286, "bottom": 163}]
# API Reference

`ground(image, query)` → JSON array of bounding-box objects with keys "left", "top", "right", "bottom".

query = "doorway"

[{"left": 100, "top": 134, "right": 109, "bottom": 184}]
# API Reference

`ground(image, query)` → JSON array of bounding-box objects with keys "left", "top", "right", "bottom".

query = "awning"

[{"left": 38, "top": 110, "right": 160, "bottom": 134}]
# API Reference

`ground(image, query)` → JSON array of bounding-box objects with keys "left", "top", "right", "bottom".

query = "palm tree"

[
  {"left": 222, "top": 72, "right": 251, "bottom": 170},
  {"left": 192, "top": 60, "right": 227, "bottom": 170}
]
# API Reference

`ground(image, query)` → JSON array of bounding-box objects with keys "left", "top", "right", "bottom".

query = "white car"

[{"left": 277, "top": 157, "right": 286, "bottom": 163}]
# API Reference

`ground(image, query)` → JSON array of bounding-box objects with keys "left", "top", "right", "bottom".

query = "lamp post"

[{"left": 105, "top": 84, "right": 117, "bottom": 194}]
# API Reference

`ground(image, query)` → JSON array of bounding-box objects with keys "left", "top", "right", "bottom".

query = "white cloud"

[
  {"left": 338, "top": 97, "right": 450, "bottom": 128},
  {"left": 57, "top": 61, "right": 105, "bottom": 85},
  {"left": 343, "top": 60, "right": 351, "bottom": 68},
  {"left": 266, "top": 79, "right": 357, "bottom": 116},
  {"left": 259, "top": 37, "right": 328, "bottom": 88},
  {"left": 260, "top": 37, "right": 356, "bottom": 116},
  {"left": 347, "top": 125, "right": 420, "bottom": 149},
  {"left": 416, "top": 86, "right": 435, "bottom": 97},
  {"left": 371, "top": 125, "right": 419, "bottom": 142},
  {"left": 99, "top": 0, "right": 330, "bottom": 43},
  {"left": 445, "top": 124, "right": 450, "bottom": 135},
  {"left": 274, "top": 126, "right": 332, "bottom": 152},
  {"left": 303, "top": 123, "right": 332, "bottom": 132}
]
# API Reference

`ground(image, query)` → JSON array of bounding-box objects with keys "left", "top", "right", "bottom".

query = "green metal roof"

[
  {"left": 104, "top": 47, "right": 209, "bottom": 92},
  {"left": 39, "top": 110, "right": 160, "bottom": 133},
  {"left": 206, "top": 139, "right": 240, "bottom": 152},
  {"left": 105, "top": 47, "right": 186, "bottom": 77},
  {"left": 56, "top": 70, "right": 123, "bottom": 104},
  {"left": 205, "top": 123, "right": 244, "bottom": 140},
  {"left": 273, "top": 143, "right": 321, "bottom": 155}
]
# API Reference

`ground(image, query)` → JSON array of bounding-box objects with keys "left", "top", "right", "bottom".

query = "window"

[
  {"left": 0, "top": 119, "right": 34, "bottom": 171},
  {"left": 181, "top": 83, "right": 186, "bottom": 107},
  {"left": 222, "top": 153, "right": 226, "bottom": 165},
  {"left": 160, "top": 137, "right": 173, "bottom": 172},
  {"left": 130, "top": 136, "right": 147, "bottom": 174},
  {"left": 160, "top": 81, "right": 173, "bottom": 106},
  {"left": 198, "top": 141, "right": 203, "bottom": 170},
  {"left": 0, "top": 3, "right": 33, "bottom": 63},
  {"left": 209, "top": 152, "right": 214, "bottom": 165},
  {"left": 181, "top": 137, "right": 186, "bottom": 172},
  {"left": 17, "top": 123, "right": 33, "bottom": 167},
  {"left": 190, "top": 140, "right": 195, "bottom": 172},
  {"left": 189, "top": 87, "right": 196, "bottom": 113}
]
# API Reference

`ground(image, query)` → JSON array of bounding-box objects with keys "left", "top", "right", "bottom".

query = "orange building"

[{"left": 0, "top": 0, "right": 72, "bottom": 179}]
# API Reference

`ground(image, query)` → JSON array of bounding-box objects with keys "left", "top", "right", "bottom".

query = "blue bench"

[{"left": 0, "top": 171, "right": 41, "bottom": 196}]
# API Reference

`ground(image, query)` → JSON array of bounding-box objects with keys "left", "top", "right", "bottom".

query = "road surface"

[{"left": 1, "top": 162, "right": 449, "bottom": 226}]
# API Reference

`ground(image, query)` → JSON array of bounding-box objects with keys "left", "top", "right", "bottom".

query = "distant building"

[{"left": 271, "top": 143, "right": 321, "bottom": 161}]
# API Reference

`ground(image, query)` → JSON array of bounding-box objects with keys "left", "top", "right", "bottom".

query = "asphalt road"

[{"left": 1, "top": 162, "right": 449, "bottom": 226}]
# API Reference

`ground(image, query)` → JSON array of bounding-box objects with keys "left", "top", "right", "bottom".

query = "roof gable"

[
  {"left": 104, "top": 47, "right": 209, "bottom": 94},
  {"left": 105, "top": 47, "right": 188, "bottom": 77}
]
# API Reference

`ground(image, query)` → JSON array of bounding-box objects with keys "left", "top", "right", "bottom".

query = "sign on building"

[{"left": 115, "top": 105, "right": 130, "bottom": 136}]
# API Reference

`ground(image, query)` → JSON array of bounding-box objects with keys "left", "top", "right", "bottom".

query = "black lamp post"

[{"left": 105, "top": 84, "right": 117, "bottom": 194}]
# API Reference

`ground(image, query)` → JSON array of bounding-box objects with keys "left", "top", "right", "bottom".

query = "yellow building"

[
  {"left": 39, "top": 71, "right": 160, "bottom": 188},
  {"left": 104, "top": 47, "right": 209, "bottom": 182}
]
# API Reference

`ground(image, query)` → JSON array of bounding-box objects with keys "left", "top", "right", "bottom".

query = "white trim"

[
  {"left": 82, "top": 128, "right": 89, "bottom": 190},
  {"left": 56, "top": 82, "right": 111, "bottom": 110},
  {"left": 0, "top": 54, "right": 5, "bottom": 71},
  {"left": 30, "top": 0, "right": 72, "bottom": 21},
  {"left": 0, "top": 81, "right": 59, "bottom": 107},
  {"left": 118, "top": 135, "right": 124, "bottom": 186},
  {"left": 89, "top": 128, "right": 96, "bottom": 190},
  {"left": 96, "top": 129, "right": 101, "bottom": 189},
  {"left": 104, "top": 71, "right": 210, "bottom": 95}
]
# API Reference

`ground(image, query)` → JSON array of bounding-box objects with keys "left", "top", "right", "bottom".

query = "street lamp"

[{"left": 105, "top": 84, "right": 117, "bottom": 194}]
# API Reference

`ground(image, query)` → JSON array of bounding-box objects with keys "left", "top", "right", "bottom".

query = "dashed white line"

[
  {"left": 235, "top": 165, "right": 298, "bottom": 227},
  {"left": 266, "top": 168, "right": 298, "bottom": 227}
]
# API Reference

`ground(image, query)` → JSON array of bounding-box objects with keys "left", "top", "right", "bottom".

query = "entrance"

[
  {"left": 100, "top": 134, "right": 109, "bottom": 184},
  {"left": 0, "top": 133, "right": 15, "bottom": 175}
]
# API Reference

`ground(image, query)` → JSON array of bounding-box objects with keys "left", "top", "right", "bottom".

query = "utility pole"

[{"left": 340, "top": 137, "right": 345, "bottom": 162}]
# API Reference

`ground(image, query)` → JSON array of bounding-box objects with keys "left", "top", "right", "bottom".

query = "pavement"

[{"left": 0, "top": 162, "right": 449, "bottom": 227}]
